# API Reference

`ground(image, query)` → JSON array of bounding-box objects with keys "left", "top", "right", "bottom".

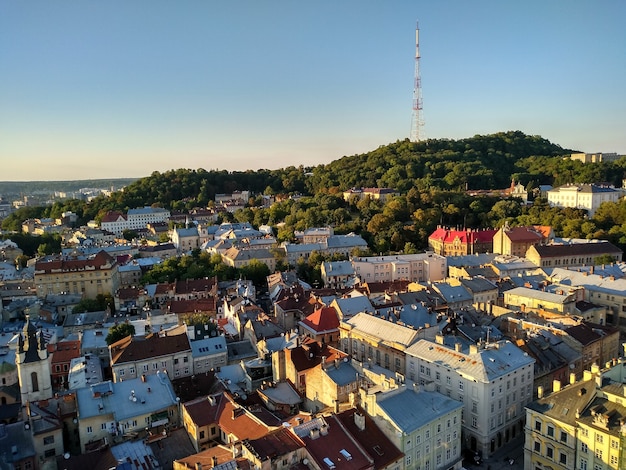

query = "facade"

[
  {"left": 363, "top": 386, "right": 463, "bottom": 470},
  {"left": 526, "top": 242, "right": 623, "bottom": 269},
  {"left": 547, "top": 184, "right": 622, "bottom": 216},
  {"left": 503, "top": 286, "right": 578, "bottom": 315},
  {"left": 34, "top": 250, "right": 120, "bottom": 298},
  {"left": 524, "top": 362, "right": 626, "bottom": 470},
  {"left": 492, "top": 226, "right": 548, "bottom": 257},
  {"left": 352, "top": 252, "right": 447, "bottom": 284},
  {"left": 221, "top": 247, "right": 276, "bottom": 272},
  {"left": 569, "top": 152, "right": 622, "bottom": 163},
  {"left": 16, "top": 317, "right": 53, "bottom": 403},
  {"left": 428, "top": 227, "right": 497, "bottom": 256},
  {"left": 339, "top": 312, "right": 422, "bottom": 374},
  {"left": 405, "top": 336, "right": 535, "bottom": 457},
  {"left": 109, "top": 326, "right": 193, "bottom": 382},
  {"left": 75, "top": 373, "right": 179, "bottom": 453}
]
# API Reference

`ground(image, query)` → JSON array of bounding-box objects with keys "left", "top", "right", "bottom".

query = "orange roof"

[
  {"left": 217, "top": 394, "right": 271, "bottom": 440},
  {"left": 300, "top": 307, "right": 339, "bottom": 333}
]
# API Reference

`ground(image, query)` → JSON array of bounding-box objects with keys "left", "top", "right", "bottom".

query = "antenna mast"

[{"left": 410, "top": 21, "right": 424, "bottom": 142}]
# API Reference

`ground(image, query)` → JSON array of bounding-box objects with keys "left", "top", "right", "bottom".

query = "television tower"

[{"left": 410, "top": 21, "right": 424, "bottom": 142}]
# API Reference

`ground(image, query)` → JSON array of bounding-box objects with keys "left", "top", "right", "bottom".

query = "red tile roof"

[
  {"left": 429, "top": 227, "right": 496, "bottom": 244},
  {"left": 300, "top": 307, "right": 339, "bottom": 333},
  {"left": 503, "top": 226, "right": 544, "bottom": 242},
  {"left": 245, "top": 427, "right": 304, "bottom": 461},
  {"left": 35, "top": 251, "right": 116, "bottom": 273},
  {"left": 217, "top": 394, "right": 272, "bottom": 440},
  {"left": 166, "top": 298, "right": 216, "bottom": 314}
]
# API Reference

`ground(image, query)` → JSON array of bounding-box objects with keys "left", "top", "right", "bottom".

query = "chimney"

[
  {"left": 553, "top": 380, "right": 561, "bottom": 393},
  {"left": 195, "top": 463, "right": 202, "bottom": 470},
  {"left": 320, "top": 423, "right": 329, "bottom": 436},
  {"left": 454, "top": 342, "right": 462, "bottom": 352},
  {"left": 211, "top": 456, "right": 218, "bottom": 468},
  {"left": 570, "top": 373, "right": 576, "bottom": 385},
  {"left": 591, "top": 363, "right": 600, "bottom": 375},
  {"left": 334, "top": 400, "right": 340, "bottom": 414},
  {"left": 435, "top": 334, "right": 444, "bottom": 345},
  {"left": 354, "top": 412, "right": 366, "bottom": 431},
  {"left": 583, "top": 370, "right": 593, "bottom": 381},
  {"left": 537, "top": 386, "right": 544, "bottom": 399},
  {"left": 469, "top": 344, "right": 478, "bottom": 355}
]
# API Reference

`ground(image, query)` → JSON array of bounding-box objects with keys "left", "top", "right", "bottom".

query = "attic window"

[
  {"left": 323, "top": 457, "right": 336, "bottom": 469},
  {"left": 373, "top": 445, "right": 384, "bottom": 456},
  {"left": 340, "top": 449, "right": 352, "bottom": 461}
]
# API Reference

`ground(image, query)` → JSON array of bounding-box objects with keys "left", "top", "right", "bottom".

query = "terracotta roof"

[
  {"left": 166, "top": 298, "right": 217, "bottom": 314},
  {"left": 336, "top": 407, "right": 403, "bottom": 469},
  {"left": 564, "top": 322, "right": 618, "bottom": 346},
  {"left": 217, "top": 394, "right": 271, "bottom": 440},
  {"left": 300, "top": 307, "right": 340, "bottom": 333},
  {"left": 174, "top": 444, "right": 249, "bottom": 469},
  {"left": 35, "top": 250, "right": 116, "bottom": 273},
  {"left": 117, "top": 287, "right": 142, "bottom": 301},
  {"left": 502, "top": 226, "right": 544, "bottom": 242},
  {"left": 183, "top": 394, "right": 223, "bottom": 427},
  {"left": 244, "top": 427, "right": 304, "bottom": 460},
  {"left": 298, "top": 415, "right": 373, "bottom": 470},
  {"left": 100, "top": 211, "right": 126, "bottom": 223},
  {"left": 173, "top": 277, "right": 218, "bottom": 295},
  {"left": 288, "top": 340, "right": 346, "bottom": 372},
  {"left": 109, "top": 329, "right": 191, "bottom": 365},
  {"left": 363, "top": 280, "right": 410, "bottom": 295}
]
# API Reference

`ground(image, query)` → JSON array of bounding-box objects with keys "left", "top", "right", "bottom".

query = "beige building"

[
  {"left": 406, "top": 337, "right": 535, "bottom": 458},
  {"left": 526, "top": 242, "right": 623, "bottom": 269},
  {"left": 109, "top": 326, "right": 193, "bottom": 382},
  {"left": 34, "top": 250, "right": 120, "bottom": 298},
  {"left": 352, "top": 252, "right": 446, "bottom": 284},
  {"left": 221, "top": 247, "right": 276, "bottom": 272},
  {"left": 339, "top": 312, "right": 422, "bottom": 374},
  {"left": 525, "top": 361, "right": 626, "bottom": 470}
]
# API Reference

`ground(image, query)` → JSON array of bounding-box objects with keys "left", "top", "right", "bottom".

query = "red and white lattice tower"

[{"left": 410, "top": 21, "right": 424, "bottom": 142}]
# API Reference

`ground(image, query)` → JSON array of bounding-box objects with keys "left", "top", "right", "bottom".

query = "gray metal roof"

[
  {"left": 406, "top": 338, "right": 535, "bottom": 382},
  {"left": 377, "top": 388, "right": 463, "bottom": 434}
]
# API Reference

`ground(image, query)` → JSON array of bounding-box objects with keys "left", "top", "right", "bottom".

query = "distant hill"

[{"left": 0, "top": 178, "right": 138, "bottom": 198}]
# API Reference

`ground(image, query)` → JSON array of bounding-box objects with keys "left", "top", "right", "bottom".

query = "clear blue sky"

[{"left": 1, "top": 1, "right": 625, "bottom": 181}]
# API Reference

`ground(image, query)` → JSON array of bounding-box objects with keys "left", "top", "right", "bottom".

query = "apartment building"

[
  {"left": 34, "top": 250, "right": 120, "bottom": 298},
  {"left": 406, "top": 336, "right": 535, "bottom": 458},
  {"left": 352, "top": 252, "right": 446, "bottom": 284}
]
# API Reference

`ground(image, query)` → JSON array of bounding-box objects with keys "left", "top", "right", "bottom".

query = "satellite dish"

[
  {"left": 64, "top": 453, "right": 70, "bottom": 460},
  {"left": 303, "top": 459, "right": 309, "bottom": 465}
]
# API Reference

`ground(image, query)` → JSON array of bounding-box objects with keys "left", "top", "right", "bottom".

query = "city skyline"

[{"left": 1, "top": 1, "right": 625, "bottom": 182}]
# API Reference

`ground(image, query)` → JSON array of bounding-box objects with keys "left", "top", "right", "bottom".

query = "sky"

[{"left": 1, "top": 1, "right": 625, "bottom": 182}]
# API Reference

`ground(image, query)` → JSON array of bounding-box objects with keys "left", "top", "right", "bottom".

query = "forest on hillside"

[{"left": 3, "top": 131, "right": 626, "bottom": 255}]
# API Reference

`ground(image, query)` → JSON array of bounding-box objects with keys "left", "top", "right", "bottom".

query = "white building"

[
  {"left": 126, "top": 207, "right": 171, "bottom": 230},
  {"left": 547, "top": 184, "right": 622, "bottom": 216},
  {"left": 405, "top": 336, "right": 535, "bottom": 458}
]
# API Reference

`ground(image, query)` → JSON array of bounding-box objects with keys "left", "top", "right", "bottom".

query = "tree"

[{"left": 106, "top": 323, "right": 135, "bottom": 345}]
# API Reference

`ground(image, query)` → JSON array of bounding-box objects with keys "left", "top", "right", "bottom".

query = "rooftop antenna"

[{"left": 410, "top": 21, "right": 424, "bottom": 142}]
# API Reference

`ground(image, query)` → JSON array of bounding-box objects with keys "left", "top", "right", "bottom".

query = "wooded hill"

[{"left": 4, "top": 131, "right": 626, "bottom": 255}]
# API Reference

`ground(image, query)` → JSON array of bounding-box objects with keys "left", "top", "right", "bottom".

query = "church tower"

[{"left": 16, "top": 316, "right": 52, "bottom": 403}]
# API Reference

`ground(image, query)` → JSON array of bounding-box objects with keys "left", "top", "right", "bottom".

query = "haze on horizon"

[{"left": 1, "top": 1, "right": 625, "bottom": 182}]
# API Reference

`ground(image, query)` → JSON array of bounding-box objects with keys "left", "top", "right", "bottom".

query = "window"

[
  {"left": 595, "top": 449, "right": 602, "bottom": 460},
  {"left": 535, "top": 420, "right": 542, "bottom": 432},
  {"left": 459, "top": 381, "right": 464, "bottom": 391},
  {"left": 87, "top": 426, "right": 93, "bottom": 433},
  {"left": 546, "top": 446, "right": 554, "bottom": 459},
  {"left": 143, "top": 364, "right": 149, "bottom": 372},
  {"left": 580, "top": 458, "right": 587, "bottom": 470},
  {"left": 611, "top": 439, "right": 618, "bottom": 449},
  {"left": 471, "top": 416, "right": 477, "bottom": 428},
  {"left": 119, "top": 368, "right": 125, "bottom": 376},
  {"left": 425, "top": 430, "right": 430, "bottom": 439},
  {"left": 534, "top": 441, "right": 541, "bottom": 452},
  {"left": 581, "top": 443, "right": 588, "bottom": 454},
  {"left": 44, "top": 449, "right": 56, "bottom": 458},
  {"left": 610, "top": 455, "right": 618, "bottom": 466},
  {"left": 129, "top": 367, "right": 135, "bottom": 375},
  {"left": 547, "top": 425, "right": 554, "bottom": 438},
  {"left": 559, "top": 452, "right": 567, "bottom": 465},
  {"left": 405, "top": 455, "right": 411, "bottom": 466},
  {"left": 472, "top": 401, "right": 478, "bottom": 413},
  {"left": 43, "top": 436, "right": 54, "bottom": 445},
  {"left": 200, "top": 431, "right": 205, "bottom": 439},
  {"left": 596, "top": 434, "right": 603, "bottom": 444},
  {"left": 560, "top": 431, "right": 567, "bottom": 443}
]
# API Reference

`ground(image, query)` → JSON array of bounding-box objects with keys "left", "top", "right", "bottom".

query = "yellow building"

[
  {"left": 525, "top": 362, "right": 626, "bottom": 470},
  {"left": 34, "top": 250, "right": 120, "bottom": 299}
]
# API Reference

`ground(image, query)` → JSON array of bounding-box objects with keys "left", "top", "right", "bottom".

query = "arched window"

[{"left": 31, "top": 372, "right": 39, "bottom": 392}]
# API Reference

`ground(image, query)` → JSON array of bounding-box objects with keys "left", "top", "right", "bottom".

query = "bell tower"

[{"left": 16, "top": 316, "right": 52, "bottom": 403}]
